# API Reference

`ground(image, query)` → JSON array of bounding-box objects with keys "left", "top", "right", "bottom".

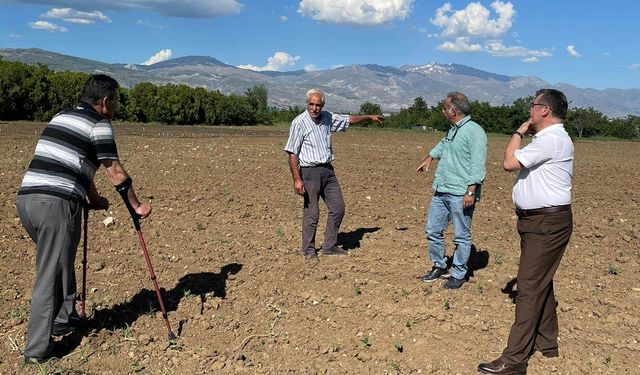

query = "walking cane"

[
  {"left": 117, "top": 181, "right": 177, "bottom": 341},
  {"left": 79, "top": 202, "right": 89, "bottom": 319}
]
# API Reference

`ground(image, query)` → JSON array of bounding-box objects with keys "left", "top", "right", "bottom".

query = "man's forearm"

[
  {"left": 288, "top": 153, "right": 302, "bottom": 182},
  {"left": 348, "top": 114, "right": 383, "bottom": 124},
  {"left": 503, "top": 135, "right": 523, "bottom": 171}
]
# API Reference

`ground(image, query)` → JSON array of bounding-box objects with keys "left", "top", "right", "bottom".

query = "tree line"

[
  {"left": 0, "top": 60, "right": 270, "bottom": 125},
  {"left": 358, "top": 97, "right": 640, "bottom": 139},
  {"left": 1, "top": 59, "right": 638, "bottom": 139}
]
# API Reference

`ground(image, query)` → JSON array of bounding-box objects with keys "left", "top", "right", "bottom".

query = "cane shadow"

[
  {"left": 502, "top": 278, "right": 518, "bottom": 303},
  {"left": 57, "top": 263, "right": 243, "bottom": 355},
  {"left": 337, "top": 227, "right": 380, "bottom": 250}
]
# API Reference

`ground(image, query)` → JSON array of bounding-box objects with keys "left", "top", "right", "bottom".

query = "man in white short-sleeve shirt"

[{"left": 479, "top": 89, "right": 574, "bottom": 374}]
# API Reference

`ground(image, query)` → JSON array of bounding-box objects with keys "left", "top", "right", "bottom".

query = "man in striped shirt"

[
  {"left": 17, "top": 74, "right": 151, "bottom": 364},
  {"left": 285, "top": 89, "right": 383, "bottom": 263}
]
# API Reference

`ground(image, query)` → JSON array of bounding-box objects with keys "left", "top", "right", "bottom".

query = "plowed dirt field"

[{"left": 1, "top": 122, "right": 638, "bottom": 374}]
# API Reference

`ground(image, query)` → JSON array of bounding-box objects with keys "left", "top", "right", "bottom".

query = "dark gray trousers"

[
  {"left": 17, "top": 194, "right": 81, "bottom": 358},
  {"left": 300, "top": 165, "right": 345, "bottom": 255}
]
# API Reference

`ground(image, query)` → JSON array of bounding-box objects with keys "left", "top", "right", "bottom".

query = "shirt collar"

[
  {"left": 452, "top": 115, "right": 471, "bottom": 128},
  {"left": 78, "top": 101, "right": 100, "bottom": 114},
  {"left": 305, "top": 109, "right": 324, "bottom": 125},
  {"left": 533, "top": 123, "right": 564, "bottom": 138}
]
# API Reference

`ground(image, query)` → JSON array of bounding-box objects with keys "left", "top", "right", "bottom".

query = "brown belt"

[{"left": 515, "top": 204, "right": 571, "bottom": 218}]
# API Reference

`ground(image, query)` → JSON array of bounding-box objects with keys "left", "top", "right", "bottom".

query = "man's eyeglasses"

[{"left": 530, "top": 102, "right": 548, "bottom": 108}]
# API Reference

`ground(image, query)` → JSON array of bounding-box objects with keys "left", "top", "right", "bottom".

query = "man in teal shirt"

[{"left": 416, "top": 92, "right": 487, "bottom": 289}]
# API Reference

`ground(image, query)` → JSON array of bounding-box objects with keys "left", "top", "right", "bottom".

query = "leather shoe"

[
  {"left": 52, "top": 323, "right": 76, "bottom": 336},
  {"left": 321, "top": 246, "right": 348, "bottom": 256},
  {"left": 478, "top": 358, "right": 527, "bottom": 374},
  {"left": 52, "top": 315, "right": 84, "bottom": 335}
]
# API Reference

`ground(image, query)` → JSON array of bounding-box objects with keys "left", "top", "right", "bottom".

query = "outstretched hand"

[
  {"left": 416, "top": 157, "right": 433, "bottom": 173},
  {"left": 370, "top": 115, "right": 384, "bottom": 124}
]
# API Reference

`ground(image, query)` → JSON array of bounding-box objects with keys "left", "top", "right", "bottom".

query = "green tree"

[
  {"left": 126, "top": 82, "right": 158, "bottom": 122},
  {"left": 45, "top": 70, "right": 87, "bottom": 119},
  {"left": 567, "top": 107, "right": 608, "bottom": 137},
  {"left": 357, "top": 101, "right": 383, "bottom": 127},
  {"left": 245, "top": 84, "right": 271, "bottom": 124},
  {"left": 0, "top": 60, "right": 34, "bottom": 120}
]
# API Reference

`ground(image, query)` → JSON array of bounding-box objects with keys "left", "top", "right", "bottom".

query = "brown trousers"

[{"left": 501, "top": 209, "right": 573, "bottom": 365}]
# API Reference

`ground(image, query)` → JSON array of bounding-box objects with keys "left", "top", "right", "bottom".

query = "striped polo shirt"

[
  {"left": 284, "top": 110, "right": 349, "bottom": 167},
  {"left": 18, "top": 102, "right": 119, "bottom": 201}
]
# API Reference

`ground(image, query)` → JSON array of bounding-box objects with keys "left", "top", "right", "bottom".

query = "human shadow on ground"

[
  {"left": 440, "top": 244, "right": 489, "bottom": 280},
  {"left": 465, "top": 244, "right": 490, "bottom": 279},
  {"left": 337, "top": 227, "right": 380, "bottom": 250},
  {"left": 502, "top": 278, "right": 518, "bottom": 303},
  {"left": 57, "top": 263, "right": 243, "bottom": 356}
]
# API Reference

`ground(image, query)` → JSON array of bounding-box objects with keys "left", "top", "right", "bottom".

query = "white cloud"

[
  {"left": 629, "top": 63, "right": 640, "bottom": 70},
  {"left": 11, "top": 1, "right": 244, "bottom": 19},
  {"left": 437, "top": 37, "right": 482, "bottom": 52},
  {"left": 8, "top": 33, "right": 22, "bottom": 38},
  {"left": 29, "top": 20, "right": 68, "bottom": 32},
  {"left": 485, "top": 40, "right": 551, "bottom": 58},
  {"left": 602, "top": 51, "right": 611, "bottom": 56},
  {"left": 437, "top": 38, "right": 551, "bottom": 60},
  {"left": 428, "top": 2, "right": 550, "bottom": 62},
  {"left": 298, "top": 0, "right": 413, "bottom": 26},
  {"left": 136, "top": 19, "right": 168, "bottom": 29},
  {"left": 304, "top": 64, "right": 317, "bottom": 71},
  {"left": 431, "top": 1, "right": 515, "bottom": 38},
  {"left": 238, "top": 51, "right": 300, "bottom": 71},
  {"left": 566, "top": 45, "right": 581, "bottom": 58},
  {"left": 279, "top": 15, "right": 288, "bottom": 22},
  {"left": 143, "top": 49, "right": 172, "bottom": 65},
  {"left": 42, "top": 7, "right": 110, "bottom": 24}
]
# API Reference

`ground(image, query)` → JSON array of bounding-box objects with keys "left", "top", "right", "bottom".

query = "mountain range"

[{"left": 2, "top": 48, "right": 639, "bottom": 118}]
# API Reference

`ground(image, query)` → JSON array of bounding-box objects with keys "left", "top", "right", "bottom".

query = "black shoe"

[
  {"left": 420, "top": 267, "right": 449, "bottom": 282},
  {"left": 443, "top": 277, "right": 465, "bottom": 289},
  {"left": 52, "top": 323, "right": 76, "bottom": 336},
  {"left": 53, "top": 314, "right": 84, "bottom": 335},
  {"left": 321, "top": 246, "right": 348, "bottom": 256},
  {"left": 478, "top": 358, "right": 527, "bottom": 374},
  {"left": 24, "top": 355, "right": 60, "bottom": 365}
]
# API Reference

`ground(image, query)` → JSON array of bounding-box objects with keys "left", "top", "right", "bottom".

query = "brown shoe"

[
  {"left": 320, "top": 246, "right": 348, "bottom": 256},
  {"left": 478, "top": 358, "right": 527, "bottom": 374}
]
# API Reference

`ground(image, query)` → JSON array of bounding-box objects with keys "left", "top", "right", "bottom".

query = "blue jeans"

[{"left": 425, "top": 192, "right": 475, "bottom": 280}]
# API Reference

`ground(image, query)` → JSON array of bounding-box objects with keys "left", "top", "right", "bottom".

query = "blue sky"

[{"left": 1, "top": 0, "right": 638, "bottom": 90}]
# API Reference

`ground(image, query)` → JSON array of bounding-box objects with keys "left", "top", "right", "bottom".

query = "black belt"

[
  {"left": 301, "top": 163, "right": 332, "bottom": 169},
  {"left": 515, "top": 204, "right": 571, "bottom": 218}
]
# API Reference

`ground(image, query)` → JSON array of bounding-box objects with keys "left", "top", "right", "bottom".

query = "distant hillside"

[{"left": 2, "top": 47, "right": 639, "bottom": 117}]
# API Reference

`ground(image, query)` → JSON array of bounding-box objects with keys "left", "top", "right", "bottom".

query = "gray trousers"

[
  {"left": 300, "top": 165, "right": 345, "bottom": 255},
  {"left": 17, "top": 194, "right": 81, "bottom": 358}
]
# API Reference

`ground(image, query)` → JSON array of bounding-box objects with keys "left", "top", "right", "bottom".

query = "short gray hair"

[
  {"left": 306, "top": 89, "right": 325, "bottom": 105},
  {"left": 446, "top": 92, "right": 470, "bottom": 116}
]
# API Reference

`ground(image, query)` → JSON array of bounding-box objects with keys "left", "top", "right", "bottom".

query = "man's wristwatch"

[
  {"left": 466, "top": 191, "right": 475, "bottom": 197},
  {"left": 513, "top": 131, "right": 524, "bottom": 139}
]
